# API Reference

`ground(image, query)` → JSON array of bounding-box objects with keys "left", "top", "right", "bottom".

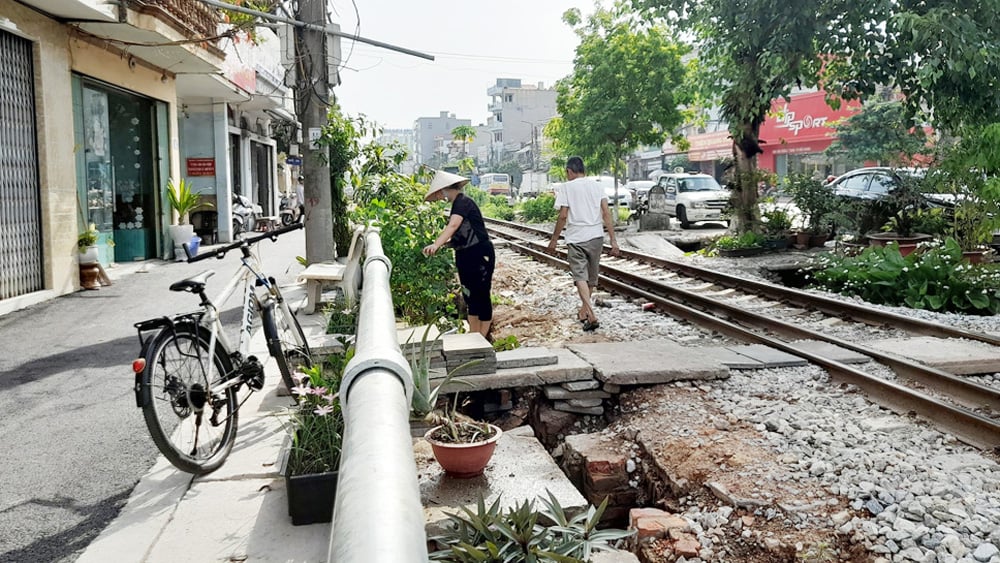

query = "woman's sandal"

[{"left": 582, "top": 319, "right": 600, "bottom": 332}]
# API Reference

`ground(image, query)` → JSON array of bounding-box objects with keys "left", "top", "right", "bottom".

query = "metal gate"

[{"left": 0, "top": 30, "right": 43, "bottom": 301}]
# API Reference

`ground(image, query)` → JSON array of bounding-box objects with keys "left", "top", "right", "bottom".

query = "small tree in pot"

[
  {"left": 784, "top": 173, "right": 840, "bottom": 247},
  {"left": 166, "top": 178, "right": 212, "bottom": 257}
]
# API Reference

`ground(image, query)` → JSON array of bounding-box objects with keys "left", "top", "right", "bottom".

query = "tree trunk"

[{"left": 730, "top": 121, "right": 763, "bottom": 234}]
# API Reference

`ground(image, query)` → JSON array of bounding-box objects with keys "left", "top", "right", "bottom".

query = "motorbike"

[
  {"left": 231, "top": 194, "right": 261, "bottom": 236},
  {"left": 279, "top": 192, "right": 304, "bottom": 226}
]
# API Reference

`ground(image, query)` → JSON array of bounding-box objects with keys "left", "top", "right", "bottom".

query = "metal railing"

[{"left": 328, "top": 228, "right": 428, "bottom": 562}]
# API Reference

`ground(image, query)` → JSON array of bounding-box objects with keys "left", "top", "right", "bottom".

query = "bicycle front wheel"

[
  {"left": 262, "top": 299, "right": 313, "bottom": 395},
  {"left": 141, "top": 326, "right": 238, "bottom": 474}
]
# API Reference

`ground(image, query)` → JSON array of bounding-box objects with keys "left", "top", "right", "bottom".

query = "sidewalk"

[{"left": 76, "top": 285, "right": 331, "bottom": 563}]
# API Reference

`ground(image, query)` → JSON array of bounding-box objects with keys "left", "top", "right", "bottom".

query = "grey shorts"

[{"left": 567, "top": 237, "right": 604, "bottom": 286}]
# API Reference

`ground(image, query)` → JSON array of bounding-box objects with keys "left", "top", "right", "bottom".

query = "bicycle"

[{"left": 131, "top": 222, "right": 311, "bottom": 474}]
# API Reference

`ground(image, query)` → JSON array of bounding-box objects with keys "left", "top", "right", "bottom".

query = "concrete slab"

[
  {"left": 146, "top": 477, "right": 328, "bottom": 563},
  {"left": 868, "top": 336, "right": 1000, "bottom": 374},
  {"left": 554, "top": 402, "right": 605, "bottom": 415},
  {"left": 724, "top": 344, "right": 809, "bottom": 368},
  {"left": 787, "top": 340, "right": 871, "bottom": 364},
  {"left": 534, "top": 348, "right": 597, "bottom": 384},
  {"left": 568, "top": 341, "right": 729, "bottom": 385},
  {"left": 562, "top": 379, "right": 601, "bottom": 391},
  {"left": 543, "top": 385, "right": 611, "bottom": 401},
  {"left": 706, "top": 347, "right": 767, "bottom": 369},
  {"left": 496, "top": 346, "right": 559, "bottom": 369},
  {"left": 418, "top": 426, "right": 586, "bottom": 537},
  {"left": 442, "top": 332, "right": 494, "bottom": 356}
]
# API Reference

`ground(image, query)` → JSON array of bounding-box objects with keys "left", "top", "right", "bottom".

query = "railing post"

[{"left": 328, "top": 228, "right": 427, "bottom": 562}]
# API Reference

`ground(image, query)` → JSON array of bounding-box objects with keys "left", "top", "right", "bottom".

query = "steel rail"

[
  {"left": 486, "top": 217, "right": 1000, "bottom": 347},
  {"left": 509, "top": 240, "right": 1000, "bottom": 452}
]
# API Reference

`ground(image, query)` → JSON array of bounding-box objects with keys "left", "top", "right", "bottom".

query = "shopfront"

[
  {"left": 758, "top": 91, "right": 860, "bottom": 180},
  {"left": 73, "top": 76, "right": 169, "bottom": 263}
]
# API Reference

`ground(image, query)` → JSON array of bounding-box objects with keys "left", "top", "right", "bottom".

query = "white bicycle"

[{"left": 131, "top": 223, "right": 310, "bottom": 474}]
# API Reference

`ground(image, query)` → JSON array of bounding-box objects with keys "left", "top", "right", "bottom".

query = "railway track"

[{"left": 485, "top": 217, "right": 1000, "bottom": 452}]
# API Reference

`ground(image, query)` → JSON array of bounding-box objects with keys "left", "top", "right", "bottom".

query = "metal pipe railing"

[{"left": 328, "top": 228, "right": 427, "bottom": 562}]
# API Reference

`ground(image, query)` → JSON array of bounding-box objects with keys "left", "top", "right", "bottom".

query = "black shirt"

[{"left": 449, "top": 193, "right": 491, "bottom": 251}]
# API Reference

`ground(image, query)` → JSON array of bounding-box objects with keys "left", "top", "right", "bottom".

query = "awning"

[{"left": 265, "top": 107, "right": 297, "bottom": 122}]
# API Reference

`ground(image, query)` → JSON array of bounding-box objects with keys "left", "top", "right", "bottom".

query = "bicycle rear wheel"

[
  {"left": 262, "top": 299, "right": 313, "bottom": 395},
  {"left": 140, "top": 325, "right": 238, "bottom": 474}
]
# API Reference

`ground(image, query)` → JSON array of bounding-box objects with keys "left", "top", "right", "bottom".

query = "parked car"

[
  {"left": 654, "top": 172, "right": 730, "bottom": 228},
  {"left": 826, "top": 167, "right": 928, "bottom": 201},
  {"left": 624, "top": 180, "right": 656, "bottom": 206},
  {"left": 592, "top": 175, "right": 633, "bottom": 208}
]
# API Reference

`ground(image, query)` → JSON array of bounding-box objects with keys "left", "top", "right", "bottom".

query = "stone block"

[
  {"left": 562, "top": 379, "right": 600, "bottom": 391},
  {"left": 568, "top": 341, "right": 728, "bottom": 385},
  {"left": 495, "top": 347, "right": 558, "bottom": 369},
  {"left": 629, "top": 507, "right": 690, "bottom": 541},
  {"left": 544, "top": 385, "right": 611, "bottom": 401},
  {"left": 553, "top": 402, "right": 604, "bottom": 416}
]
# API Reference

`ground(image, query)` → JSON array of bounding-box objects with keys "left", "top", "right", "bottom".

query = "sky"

[{"left": 329, "top": 0, "right": 604, "bottom": 130}]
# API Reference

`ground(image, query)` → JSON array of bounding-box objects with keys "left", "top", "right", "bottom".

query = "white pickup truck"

[{"left": 654, "top": 172, "right": 730, "bottom": 228}]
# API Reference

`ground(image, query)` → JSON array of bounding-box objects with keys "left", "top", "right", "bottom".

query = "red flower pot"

[{"left": 424, "top": 424, "right": 502, "bottom": 478}]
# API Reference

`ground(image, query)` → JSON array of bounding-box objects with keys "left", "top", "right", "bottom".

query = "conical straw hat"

[{"left": 424, "top": 170, "right": 470, "bottom": 202}]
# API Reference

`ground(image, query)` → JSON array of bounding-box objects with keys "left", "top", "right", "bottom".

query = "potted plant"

[
  {"left": 408, "top": 325, "right": 480, "bottom": 437},
  {"left": 711, "top": 231, "right": 765, "bottom": 257},
  {"left": 783, "top": 173, "right": 839, "bottom": 247},
  {"left": 166, "top": 178, "right": 212, "bottom": 256},
  {"left": 281, "top": 362, "right": 344, "bottom": 526},
  {"left": 759, "top": 205, "right": 793, "bottom": 250},
  {"left": 77, "top": 223, "right": 100, "bottom": 264},
  {"left": 423, "top": 394, "right": 501, "bottom": 478}
]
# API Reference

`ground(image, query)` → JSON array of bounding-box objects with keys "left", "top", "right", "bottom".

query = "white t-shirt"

[{"left": 554, "top": 176, "right": 606, "bottom": 244}]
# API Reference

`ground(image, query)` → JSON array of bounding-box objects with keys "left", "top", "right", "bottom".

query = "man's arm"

[
  {"left": 600, "top": 200, "right": 620, "bottom": 256},
  {"left": 548, "top": 206, "right": 569, "bottom": 252}
]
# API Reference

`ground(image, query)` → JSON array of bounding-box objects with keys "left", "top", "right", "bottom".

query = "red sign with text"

[{"left": 186, "top": 158, "right": 216, "bottom": 177}]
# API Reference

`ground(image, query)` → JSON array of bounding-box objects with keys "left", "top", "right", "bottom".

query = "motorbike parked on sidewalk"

[
  {"left": 279, "top": 192, "right": 303, "bottom": 226},
  {"left": 232, "top": 194, "right": 261, "bottom": 236}
]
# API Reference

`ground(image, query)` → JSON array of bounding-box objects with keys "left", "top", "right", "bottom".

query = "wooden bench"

[{"left": 297, "top": 227, "right": 365, "bottom": 314}]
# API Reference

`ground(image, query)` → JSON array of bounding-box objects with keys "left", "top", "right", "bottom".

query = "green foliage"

[
  {"left": 491, "top": 334, "right": 519, "bottom": 352},
  {"left": 481, "top": 196, "right": 515, "bottom": 221},
  {"left": 324, "top": 299, "right": 358, "bottom": 335},
  {"left": 825, "top": 100, "right": 928, "bottom": 166},
  {"left": 319, "top": 109, "right": 365, "bottom": 257},
  {"left": 166, "top": 178, "right": 211, "bottom": 225},
  {"left": 552, "top": 4, "right": 689, "bottom": 178},
  {"left": 760, "top": 206, "right": 793, "bottom": 237},
  {"left": 77, "top": 223, "right": 99, "bottom": 250},
  {"left": 284, "top": 360, "right": 346, "bottom": 475},
  {"left": 809, "top": 238, "right": 1000, "bottom": 315},
  {"left": 712, "top": 231, "right": 764, "bottom": 251},
  {"left": 520, "top": 194, "right": 559, "bottom": 223},
  {"left": 882, "top": 207, "right": 950, "bottom": 238},
  {"left": 783, "top": 174, "right": 839, "bottom": 235},
  {"left": 430, "top": 492, "right": 633, "bottom": 562}
]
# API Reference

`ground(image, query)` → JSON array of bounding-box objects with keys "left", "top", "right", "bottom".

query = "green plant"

[
  {"left": 77, "top": 223, "right": 99, "bottom": 251},
  {"left": 408, "top": 326, "right": 476, "bottom": 420},
  {"left": 809, "top": 237, "right": 1000, "bottom": 314},
  {"left": 481, "top": 195, "right": 515, "bottom": 221},
  {"left": 166, "top": 178, "right": 212, "bottom": 225},
  {"left": 760, "top": 205, "right": 793, "bottom": 237},
  {"left": 882, "top": 207, "right": 949, "bottom": 238},
  {"left": 429, "top": 492, "right": 633, "bottom": 562},
  {"left": 713, "top": 231, "right": 764, "bottom": 250},
  {"left": 491, "top": 334, "right": 519, "bottom": 352},
  {"left": 783, "top": 173, "right": 839, "bottom": 235},
  {"left": 324, "top": 299, "right": 358, "bottom": 335},
  {"left": 520, "top": 194, "right": 559, "bottom": 223},
  {"left": 284, "top": 361, "right": 346, "bottom": 475}
]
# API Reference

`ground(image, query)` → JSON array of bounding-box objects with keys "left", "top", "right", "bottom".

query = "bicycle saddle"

[{"left": 169, "top": 270, "right": 216, "bottom": 293}]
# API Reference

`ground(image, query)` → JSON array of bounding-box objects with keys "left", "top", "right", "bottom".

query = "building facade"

[
  {"left": 485, "top": 78, "right": 557, "bottom": 166},
  {"left": 0, "top": 0, "right": 294, "bottom": 315},
  {"left": 413, "top": 111, "right": 470, "bottom": 165}
]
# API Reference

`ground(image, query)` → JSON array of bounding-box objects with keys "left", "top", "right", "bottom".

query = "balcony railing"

[{"left": 128, "top": 0, "right": 221, "bottom": 44}]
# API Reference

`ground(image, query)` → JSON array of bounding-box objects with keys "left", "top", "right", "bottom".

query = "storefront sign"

[
  {"left": 186, "top": 158, "right": 216, "bottom": 176},
  {"left": 760, "top": 92, "right": 860, "bottom": 144}
]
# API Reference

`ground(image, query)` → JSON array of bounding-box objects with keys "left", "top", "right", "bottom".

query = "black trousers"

[{"left": 455, "top": 242, "right": 495, "bottom": 322}]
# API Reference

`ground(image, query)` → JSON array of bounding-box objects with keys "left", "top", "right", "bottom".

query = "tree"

[
  {"left": 451, "top": 125, "right": 477, "bottom": 160},
  {"left": 551, "top": 2, "right": 689, "bottom": 210},
  {"left": 825, "top": 100, "right": 928, "bottom": 166},
  {"left": 633, "top": 0, "right": 1000, "bottom": 233}
]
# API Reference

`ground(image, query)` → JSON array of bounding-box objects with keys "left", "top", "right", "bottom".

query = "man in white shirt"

[{"left": 547, "top": 156, "right": 619, "bottom": 331}]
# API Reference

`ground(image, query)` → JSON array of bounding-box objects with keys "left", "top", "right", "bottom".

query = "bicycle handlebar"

[{"left": 183, "top": 222, "right": 304, "bottom": 263}]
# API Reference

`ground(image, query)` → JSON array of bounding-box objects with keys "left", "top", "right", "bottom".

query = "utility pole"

[{"left": 296, "top": 0, "right": 334, "bottom": 263}]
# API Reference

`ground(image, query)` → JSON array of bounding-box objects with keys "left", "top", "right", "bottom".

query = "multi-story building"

[
  {"left": 377, "top": 128, "right": 417, "bottom": 174},
  {"left": 413, "top": 111, "right": 470, "bottom": 165},
  {"left": 485, "top": 78, "right": 557, "bottom": 166},
  {"left": 0, "top": 0, "right": 298, "bottom": 315}
]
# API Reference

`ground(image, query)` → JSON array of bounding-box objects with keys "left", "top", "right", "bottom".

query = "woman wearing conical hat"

[{"left": 422, "top": 170, "right": 496, "bottom": 339}]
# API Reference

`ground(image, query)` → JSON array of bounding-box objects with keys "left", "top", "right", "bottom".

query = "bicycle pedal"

[{"left": 242, "top": 355, "right": 265, "bottom": 390}]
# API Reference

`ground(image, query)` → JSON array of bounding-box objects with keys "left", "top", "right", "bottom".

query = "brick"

[
  {"left": 586, "top": 470, "right": 629, "bottom": 494},
  {"left": 672, "top": 532, "right": 701, "bottom": 558},
  {"left": 629, "top": 508, "right": 690, "bottom": 541}
]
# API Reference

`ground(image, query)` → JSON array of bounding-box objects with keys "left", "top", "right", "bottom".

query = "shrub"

[
  {"left": 481, "top": 195, "right": 515, "bottom": 221},
  {"left": 809, "top": 237, "right": 1000, "bottom": 315},
  {"left": 520, "top": 194, "right": 559, "bottom": 223},
  {"left": 713, "top": 231, "right": 765, "bottom": 250},
  {"left": 430, "top": 492, "right": 632, "bottom": 562},
  {"left": 784, "top": 173, "right": 839, "bottom": 234}
]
